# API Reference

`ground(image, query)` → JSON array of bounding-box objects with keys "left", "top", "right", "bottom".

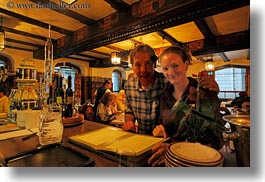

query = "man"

[
  {"left": 122, "top": 44, "right": 219, "bottom": 135},
  {"left": 93, "top": 80, "right": 112, "bottom": 116}
]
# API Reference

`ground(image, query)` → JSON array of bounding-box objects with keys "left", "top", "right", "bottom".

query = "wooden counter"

[
  {"left": 0, "top": 121, "right": 117, "bottom": 167},
  {"left": 0, "top": 120, "right": 237, "bottom": 167}
]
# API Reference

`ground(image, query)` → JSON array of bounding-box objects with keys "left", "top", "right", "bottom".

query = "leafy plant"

[{"left": 171, "top": 74, "right": 226, "bottom": 146}]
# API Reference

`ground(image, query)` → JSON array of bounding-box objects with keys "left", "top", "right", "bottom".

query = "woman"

[
  {"left": 96, "top": 92, "right": 119, "bottom": 124},
  {"left": 0, "top": 88, "right": 9, "bottom": 119},
  {"left": 148, "top": 46, "right": 225, "bottom": 166}
]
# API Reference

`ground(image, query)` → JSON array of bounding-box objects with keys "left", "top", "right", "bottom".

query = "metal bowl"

[{"left": 223, "top": 115, "right": 250, "bottom": 128}]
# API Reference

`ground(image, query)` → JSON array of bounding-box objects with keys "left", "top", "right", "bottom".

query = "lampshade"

[
  {"left": 62, "top": 0, "right": 77, "bottom": 4},
  {"left": 111, "top": 52, "right": 121, "bottom": 64},
  {"left": 205, "top": 59, "right": 215, "bottom": 71}
]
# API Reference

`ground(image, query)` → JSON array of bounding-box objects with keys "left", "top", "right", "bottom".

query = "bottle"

[
  {"left": 47, "top": 85, "right": 54, "bottom": 105},
  {"left": 54, "top": 75, "right": 64, "bottom": 105},
  {"left": 65, "top": 76, "right": 73, "bottom": 118}
]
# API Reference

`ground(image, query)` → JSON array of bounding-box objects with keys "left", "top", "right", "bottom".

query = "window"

[
  {"left": 112, "top": 71, "right": 121, "bottom": 93},
  {"left": 0, "top": 60, "right": 6, "bottom": 67},
  {"left": 215, "top": 67, "right": 247, "bottom": 100}
]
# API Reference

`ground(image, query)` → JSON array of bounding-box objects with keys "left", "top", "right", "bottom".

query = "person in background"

[
  {"left": 122, "top": 44, "right": 220, "bottom": 135},
  {"left": 115, "top": 89, "right": 126, "bottom": 112},
  {"left": 93, "top": 80, "right": 112, "bottom": 116},
  {"left": 148, "top": 46, "right": 225, "bottom": 166},
  {"left": 0, "top": 87, "right": 9, "bottom": 118},
  {"left": 96, "top": 92, "right": 119, "bottom": 124},
  {"left": 230, "top": 91, "right": 250, "bottom": 108}
]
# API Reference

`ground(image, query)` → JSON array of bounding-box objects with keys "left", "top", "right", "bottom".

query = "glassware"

[{"left": 39, "top": 103, "right": 63, "bottom": 146}]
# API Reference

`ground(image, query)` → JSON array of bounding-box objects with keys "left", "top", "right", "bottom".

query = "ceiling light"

[
  {"left": 62, "top": 0, "right": 77, "bottom": 5},
  {"left": 205, "top": 55, "right": 215, "bottom": 71},
  {"left": 111, "top": 52, "right": 121, "bottom": 64},
  {"left": 0, "top": 18, "right": 5, "bottom": 51}
]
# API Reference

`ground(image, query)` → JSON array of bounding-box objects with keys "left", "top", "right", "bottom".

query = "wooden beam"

[
  {"left": 5, "top": 45, "right": 34, "bottom": 52},
  {"left": 194, "top": 19, "right": 215, "bottom": 43},
  {"left": 29, "top": 0, "right": 96, "bottom": 25},
  {"left": 105, "top": 45, "right": 125, "bottom": 52},
  {"left": 5, "top": 38, "right": 43, "bottom": 48},
  {"left": 89, "top": 50, "right": 110, "bottom": 57},
  {"left": 34, "top": 0, "right": 249, "bottom": 59},
  {"left": 218, "top": 52, "right": 230, "bottom": 62},
  {"left": 0, "top": 7, "right": 73, "bottom": 35},
  {"left": 3, "top": 26, "right": 49, "bottom": 41},
  {"left": 157, "top": 30, "right": 184, "bottom": 46},
  {"left": 76, "top": 53, "right": 100, "bottom": 60},
  {"left": 104, "top": 0, "right": 130, "bottom": 12}
]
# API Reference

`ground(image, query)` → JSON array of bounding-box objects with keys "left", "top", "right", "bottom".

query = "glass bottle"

[{"left": 66, "top": 76, "right": 73, "bottom": 117}]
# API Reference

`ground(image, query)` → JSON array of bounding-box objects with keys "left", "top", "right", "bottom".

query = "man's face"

[
  {"left": 132, "top": 52, "right": 155, "bottom": 83},
  {"left": 106, "top": 82, "right": 112, "bottom": 89}
]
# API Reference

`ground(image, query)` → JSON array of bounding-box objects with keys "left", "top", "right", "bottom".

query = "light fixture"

[
  {"left": 0, "top": 17, "right": 5, "bottom": 51},
  {"left": 62, "top": 0, "right": 77, "bottom": 5},
  {"left": 111, "top": 52, "right": 121, "bottom": 64},
  {"left": 205, "top": 55, "right": 215, "bottom": 71}
]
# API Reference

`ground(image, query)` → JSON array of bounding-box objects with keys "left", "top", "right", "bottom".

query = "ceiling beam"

[
  {"left": 66, "top": 56, "right": 90, "bottom": 62},
  {"left": 218, "top": 52, "right": 230, "bottom": 62},
  {"left": 28, "top": 0, "right": 96, "bottom": 25},
  {"left": 88, "top": 50, "right": 110, "bottom": 56},
  {"left": 0, "top": 7, "right": 73, "bottom": 35},
  {"left": 104, "top": 0, "right": 130, "bottom": 12},
  {"left": 157, "top": 30, "right": 184, "bottom": 46},
  {"left": 105, "top": 45, "right": 125, "bottom": 52},
  {"left": 34, "top": 0, "right": 249, "bottom": 59},
  {"left": 3, "top": 26, "right": 49, "bottom": 41},
  {"left": 5, "top": 45, "right": 34, "bottom": 52},
  {"left": 5, "top": 38, "right": 44, "bottom": 48},
  {"left": 76, "top": 53, "right": 100, "bottom": 60},
  {"left": 194, "top": 19, "right": 215, "bottom": 43}
]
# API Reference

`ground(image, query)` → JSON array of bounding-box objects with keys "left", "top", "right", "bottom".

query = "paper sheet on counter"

[{"left": 0, "top": 128, "right": 39, "bottom": 141}]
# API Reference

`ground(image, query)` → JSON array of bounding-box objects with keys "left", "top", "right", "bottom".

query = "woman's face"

[
  {"left": 132, "top": 52, "right": 155, "bottom": 83},
  {"left": 160, "top": 52, "right": 189, "bottom": 85}
]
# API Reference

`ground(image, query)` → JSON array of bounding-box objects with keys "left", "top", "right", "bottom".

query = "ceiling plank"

[
  {"left": 28, "top": 0, "right": 96, "bottom": 25},
  {"left": 218, "top": 52, "right": 230, "bottom": 62},
  {"left": 157, "top": 30, "right": 184, "bottom": 46},
  {"left": 0, "top": 7, "right": 73, "bottom": 35},
  {"left": 3, "top": 26, "right": 49, "bottom": 41},
  {"left": 104, "top": 0, "right": 130, "bottom": 12}
]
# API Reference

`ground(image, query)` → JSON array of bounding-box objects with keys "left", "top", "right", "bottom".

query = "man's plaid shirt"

[{"left": 124, "top": 71, "right": 167, "bottom": 135}]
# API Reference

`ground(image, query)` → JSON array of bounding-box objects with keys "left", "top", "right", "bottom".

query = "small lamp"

[
  {"left": 0, "top": 18, "right": 5, "bottom": 51},
  {"left": 111, "top": 52, "right": 121, "bottom": 64},
  {"left": 205, "top": 60, "right": 215, "bottom": 71},
  {"left": 205, "top": 55, "right": 215, "bottom": 71}
]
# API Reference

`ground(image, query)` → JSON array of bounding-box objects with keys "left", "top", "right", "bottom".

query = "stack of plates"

[{"left": 165, "top": 142, "right": 223, "bottom": 167}]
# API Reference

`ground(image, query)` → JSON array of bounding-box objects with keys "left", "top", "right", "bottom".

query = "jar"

[{"left": 39, "top": 104, "right": 63, "bottom": 146}]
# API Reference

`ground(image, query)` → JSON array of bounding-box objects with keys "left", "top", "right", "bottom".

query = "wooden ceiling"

[{"left": 0, "top": 0, "right": 250, "bottom": 68}]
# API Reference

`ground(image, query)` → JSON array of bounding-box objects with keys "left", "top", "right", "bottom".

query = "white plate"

[{"left": 169, "top": 142, "right": 222, "bottom": 163}]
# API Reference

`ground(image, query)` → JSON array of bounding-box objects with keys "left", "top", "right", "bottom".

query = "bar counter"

[
  {"left": 0, "top": 120, "right": 237, "bottom": 167},
  {"left": 0, "top": 121, "right": 117, "bottom": 167}
]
